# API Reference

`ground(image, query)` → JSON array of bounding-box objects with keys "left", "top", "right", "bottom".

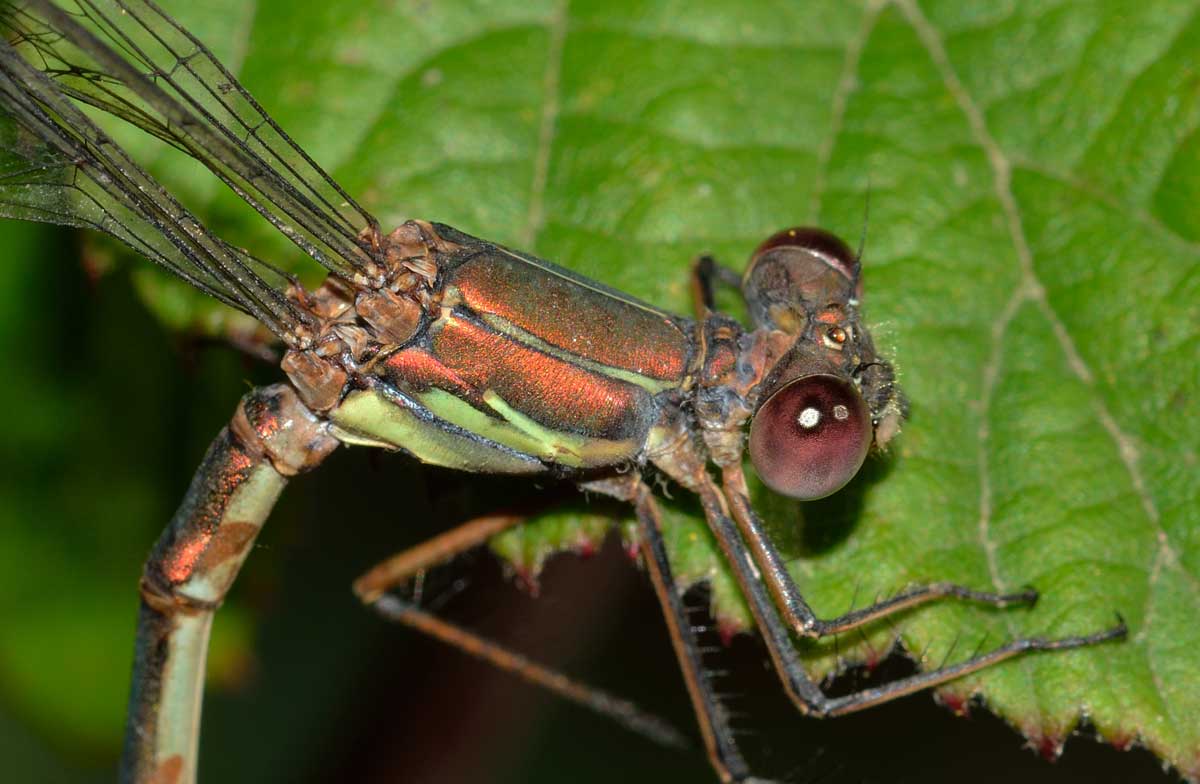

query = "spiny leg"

[
  {"left": 720, "top": 462, "right": 1037, "bottom": 638},
  {"left": 588, "top": 476, "right": 756, "bottom": 784},
  {"left": 353, "top": 512, "right": 526, "bottom": 603},
  {"left": 650, "top": 440, "right": 1126, "bottom": 722},
  {"left": 691, "top": 254, "right": 744, "bottom": 317},
  {"left": 122, "top": 385, "right": 337, "bottom": 784},
  {"left": 369, "top": 594, "right": 688, "bottom": 748},
  {"left": 815, "top": 621, "right": 1125, "bottom": 716},
  {"left": 353, "top": 509, "right": 688, "bottom": 750}
]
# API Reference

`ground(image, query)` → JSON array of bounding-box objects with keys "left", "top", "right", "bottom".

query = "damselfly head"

[{"left": 743, "top": 228, "right": 905, "bottom": 500}]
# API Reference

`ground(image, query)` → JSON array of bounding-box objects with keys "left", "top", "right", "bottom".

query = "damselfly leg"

[
  {"left": 650, "top": 380, "right": 1125, "bottom": 727},
  {"left": 351, "top": 486, "right": 766, "bottom": 782},
  {"left": 353, "top": 513, "right": 528, "bottom": 605},
  {"left": 593, "top": 475, "right": 759, "bottom": 784},
  {"left": 720, "top": 461, "right": 1041, "bottom": 636},
  {"left": 353, "top": 509, "right": 696, "bottom": 751}
]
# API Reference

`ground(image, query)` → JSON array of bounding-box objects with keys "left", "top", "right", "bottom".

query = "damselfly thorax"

[{"left": 279, "top": 220, "right": 903, "bottom": 492}]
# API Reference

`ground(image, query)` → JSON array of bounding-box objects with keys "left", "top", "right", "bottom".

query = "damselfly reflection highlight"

[{"left": 0, "top": 1, "right": 1126, "bottom": 782}]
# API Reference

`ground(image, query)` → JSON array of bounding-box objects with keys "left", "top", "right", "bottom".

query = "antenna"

[{"left": 855, "top": 175, "right": 872, "bottom": 273}]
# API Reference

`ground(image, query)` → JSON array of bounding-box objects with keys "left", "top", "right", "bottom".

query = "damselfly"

[{"left": 0, "top": 2, "right": 1126, "bottom": 782}]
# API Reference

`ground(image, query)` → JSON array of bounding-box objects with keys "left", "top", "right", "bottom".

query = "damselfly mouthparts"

[{"left": 0, "top": 2, "right": 1127, "bottom": 782}]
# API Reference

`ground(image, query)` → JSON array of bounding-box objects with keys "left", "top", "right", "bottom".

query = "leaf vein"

[
  {"left": 520, "top": 0, "right": 569, "bottom": 249},
  {"left": 1007, "top": 156, "right": 1200, "bottom": 255},
  {"left": 1075, "top": 5, "right": 1200, "bottom": 196},
  {"left": 973, "top": 282, "right": 1043, "bottom": 706}
]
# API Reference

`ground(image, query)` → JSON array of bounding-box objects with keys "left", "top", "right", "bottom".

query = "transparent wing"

[
  {"left": 0, "top": 30, "right": 312, "bottom": 339},
  {"left": 3, "top": 0, "right": 386, "bottom": 280}
]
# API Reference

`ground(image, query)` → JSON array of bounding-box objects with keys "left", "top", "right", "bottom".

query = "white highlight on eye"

[
  {"left": 797, "top": 407, "right": 821, "bottom": 429},
  {"left": 833, "top": 404, "right": 850, "bottom": 421}
]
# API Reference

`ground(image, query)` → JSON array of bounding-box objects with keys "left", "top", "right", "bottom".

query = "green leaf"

[{"left": 12, "top": 0, "right": 1200, "bottom": 779}]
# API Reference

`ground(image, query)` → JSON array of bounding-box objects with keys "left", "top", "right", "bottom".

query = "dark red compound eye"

[
  {"left": 750, "top": 227, "right": 860, "bottom": 285},
  {"left": 748, "top": 374, "right": 872, "bottom": 500}
]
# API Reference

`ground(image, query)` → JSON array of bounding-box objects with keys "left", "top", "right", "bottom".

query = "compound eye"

[
  {"left": 748, "top": 374, "right": 871, "bottom": 500},
  {"left": 750, "top": 227, "right": 859, "bottom": 285}
]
